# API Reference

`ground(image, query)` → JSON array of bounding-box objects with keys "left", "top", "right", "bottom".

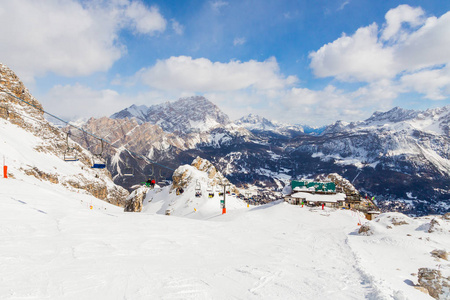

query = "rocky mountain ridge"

[
  {"left": 235, "top": 113, "right": 324, "bottom": 138},
  {"left": 111, "top": 96, "right": 230, "bottom": 134},
  {"left": 81, "top": 97, "right": 450, "bottom": 215},
  {"left": 0, "top": 63, "right": 129, "bottom": 206},
  {"left": 2, "top": 61, "right": 448, "bottom": 216}
]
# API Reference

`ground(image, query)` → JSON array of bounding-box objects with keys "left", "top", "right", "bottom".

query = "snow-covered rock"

[
  {"left": 0, "top": 63, "right": 129, "bottom": 206},
  {"left": 144, "top": 157, "right": 243, "bottom": 218}
]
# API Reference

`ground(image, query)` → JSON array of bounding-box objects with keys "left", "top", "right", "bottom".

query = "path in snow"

[{"left": 0, "top": 175, "right": 384, "bottom": 299}]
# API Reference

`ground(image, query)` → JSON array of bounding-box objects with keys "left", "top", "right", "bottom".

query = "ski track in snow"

[{"left": 1, "top": 175, "right": 447, "bottom": 299}]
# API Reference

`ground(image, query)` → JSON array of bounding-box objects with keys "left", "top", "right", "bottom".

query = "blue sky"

[{"left": 1, "top": 0, "right": 450, "bottom": 126}]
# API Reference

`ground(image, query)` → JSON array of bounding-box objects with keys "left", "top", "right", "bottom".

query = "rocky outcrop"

[
  {"left": 417, "top": 268, "right": 450, "bottom": 299},
  {"left": 124, "top": 186, "right": 149, "bottom": 212},
  {"left": 0, "top": 63, "right": 129, "bottom": 206},
  {"left": 428, "top": 218, "right": 443, "bottom": 233},
  {"left": 172, "top": 157, "right": 239, "bottom": 194},
  {"left": 430, "top": 250, "right": 448, "bottom": 261},
  {"left": 358, "top": 224, "right": 373, "bottom": 236},
  {"left": 24, "top": 167, "right": 59, "bottom": 184}
]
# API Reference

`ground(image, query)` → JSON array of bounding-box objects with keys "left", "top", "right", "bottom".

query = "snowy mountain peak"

[
  {"left": 235, "top": 113, "right": 306, "bottom": 138},
  {"left": 111, "top": 96, "right": 230, "bottom": 134},
  {"left": 366, "top": 107, "right": 418, "bottom": 123}
]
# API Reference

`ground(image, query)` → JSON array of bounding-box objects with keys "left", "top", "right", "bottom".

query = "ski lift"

[
  {"left": 195, "top": 180, "right": 202, "bottom": 198},
  {"left": 157, "top": 168, "right": 166, "bottom": 186},
  {"left": 226, "top": 186, "right": 231, "bottom": 194},
  {"left": 147, "top": 164, "right": 154, "bottom": 177},
  {"left": 63, "top": 132, "right": 78, "bottom": 162},
  {"left": 123, "top": 165, "right": 133, "bottom": 177},
  {"left": 206, "top": 184, "right": 214, "bottom": 198},
  {"left": 91, "top": 139, "right": 106, "bottom": 169}
]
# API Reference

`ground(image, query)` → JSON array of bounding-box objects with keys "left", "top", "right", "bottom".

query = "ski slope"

[{"left": 1, "top": 171, "right": 448, "bottom": 299}]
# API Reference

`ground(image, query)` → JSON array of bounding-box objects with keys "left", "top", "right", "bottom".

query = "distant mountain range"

[
  {"left": 94, "top": 96, "right": 450, "bottom": 215},
  {"left": 2, "top": 61, "right": 448, "bottom": 216}
]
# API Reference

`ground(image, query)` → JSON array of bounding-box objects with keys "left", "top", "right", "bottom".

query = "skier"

[{"left": 145, "top": 179, "right": 156, "bottom": 188}]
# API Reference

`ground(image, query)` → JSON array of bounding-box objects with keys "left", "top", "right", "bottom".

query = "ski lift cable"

[{"left": 0, "top": 89, "right": 176, "bottom": 171}]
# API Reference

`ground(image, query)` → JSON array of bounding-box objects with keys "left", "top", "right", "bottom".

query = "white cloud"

[
  {"left": 123, "top": 1, "right": 166, "bottom": 35},
  {"left": 0, "top": 0, "right": 166, "bottom": 83},
  {"left": 381, "top": 5, "right": 425, "bottom": 41},
  {"left": 309, "top": 4, "right": 450, "bottom": 102},
  {"left": 233, "top": 37, "right": 246, "bottom": 46},
  {"left": 41, "top": 83, "right": 173, "bottom": 121},
  {"left": 396, "top": 11, "right": 450, "bottom": 71},
  {"left": 338, "top": 1, "right": 350, "bottom": 11},
  {"left": 400, "top": 66, "right": 450, "bottom": 100},
  {"left": 309, "top": 23, "right": 396, "bottom": 82},
  {"left": 138, "top": 56, "right": 298, "bottom": 92},
  {"left": 171, "top": 19, "right": 184, "bottom": 35},
  {"left": 42, "top": 84, "right": 124, "bottom": 121},
  {"left": 210, "top": 1, "right": 228, "bottom": 13}
]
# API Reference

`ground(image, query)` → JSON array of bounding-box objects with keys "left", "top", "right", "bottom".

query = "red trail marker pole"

[{"left": 3, "top": 156, "right": 7, "bottom": 178}]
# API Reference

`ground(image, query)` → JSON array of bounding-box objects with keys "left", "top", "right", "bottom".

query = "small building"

[
  {"left": 291, "top": 180, "right": 336, "bottom": 194},
  {"left": 288, "top": 192, "right": 346, "bottom": 208},
  {"left": 365, "top": 210, "right": 381, "bottom": 220}
]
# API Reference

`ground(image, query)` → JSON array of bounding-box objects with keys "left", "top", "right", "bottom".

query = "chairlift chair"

[
  {"left": 195, "top": 180, "right": 202, "bottom": 197},
  {"left": 123, "top": 166, "right": 133, "bottom": 177},
  {"left": 63, "top": 132, "right": 79, "bottom": 162},
  {"left": 122, "top": 159, "right": 134, "bottom": 177},
  {"left": 64, "top": 148, "right": 78, "bottom": 162},
  {"left": 91, "top": 139, "right": 106, "bottom": 169},
  {"left": 157, "top": 168, "right": 166, "bottom": 186}
]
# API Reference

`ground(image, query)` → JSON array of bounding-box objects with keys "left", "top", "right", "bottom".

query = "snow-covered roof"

[
  {"left": 291, "top": 192, "right": 346, "bottom": 203},
  {"left": 293, "top": 186, "right": 315, "bottom": 192}
]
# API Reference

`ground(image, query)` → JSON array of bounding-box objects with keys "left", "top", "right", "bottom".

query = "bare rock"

[
  {"left": 443, "top": 213, "right": 450, "bottom": 220},
  {"left": 431, "top": 250, "right": 448, "bottom": 261},
  {"left": 124, "top": 186, "right": 149, "bottom": 212},
  {"left": 428, "top": 218, "right": 441, "bottom": 233},
  {"left": 391, "top": 218, "right": 408, "bottom": 226},
  {"left": 418, "top": 268, "right": 450, "bottom": 299},
  {"left": 358, "top": 224, "right": 373, "bottom": 236}
]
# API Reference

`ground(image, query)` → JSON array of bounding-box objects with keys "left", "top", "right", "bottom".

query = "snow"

[
  {"left": 1, "top": 116, "right": 449, "bottom": 299},
  {"left": 2, "top": 168, "right": 449, "bottom": 299},
  {"left": 291, "top": 192, "right": 346, "bottom": 203}
]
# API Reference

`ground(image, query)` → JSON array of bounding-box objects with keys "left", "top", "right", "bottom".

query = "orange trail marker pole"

[{"left": 3, "top": 156, "right": 7, "bottom": 178}]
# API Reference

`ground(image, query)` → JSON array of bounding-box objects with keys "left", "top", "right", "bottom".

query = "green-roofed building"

[{"left": 291, "top": 180, "right": 336, "bottom": 193}]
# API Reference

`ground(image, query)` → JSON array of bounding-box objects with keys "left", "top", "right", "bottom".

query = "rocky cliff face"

[
  {"left": 111, "top": 96, "right": 230, "bottom": 134},
  {"left": 0, "top": 63, "right": 129, "bottom": 206},
  {"left": 171, "top": 157, "right": 239, "bottom": 194}
]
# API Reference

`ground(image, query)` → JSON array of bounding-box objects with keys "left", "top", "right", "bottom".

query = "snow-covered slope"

[
  {"left": 1, "top": 169, "right": 448, "bottom": 299},
  {"left": 0, "top": 63, "right": 128, "bottom": 205}
]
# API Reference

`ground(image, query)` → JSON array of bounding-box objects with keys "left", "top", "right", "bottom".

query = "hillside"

[
  {"left": 0, "top": 63, "right": 128, "bottom": 206},
  {"left": 1, "top": 170, "right": 448, "bottom": 298}
]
